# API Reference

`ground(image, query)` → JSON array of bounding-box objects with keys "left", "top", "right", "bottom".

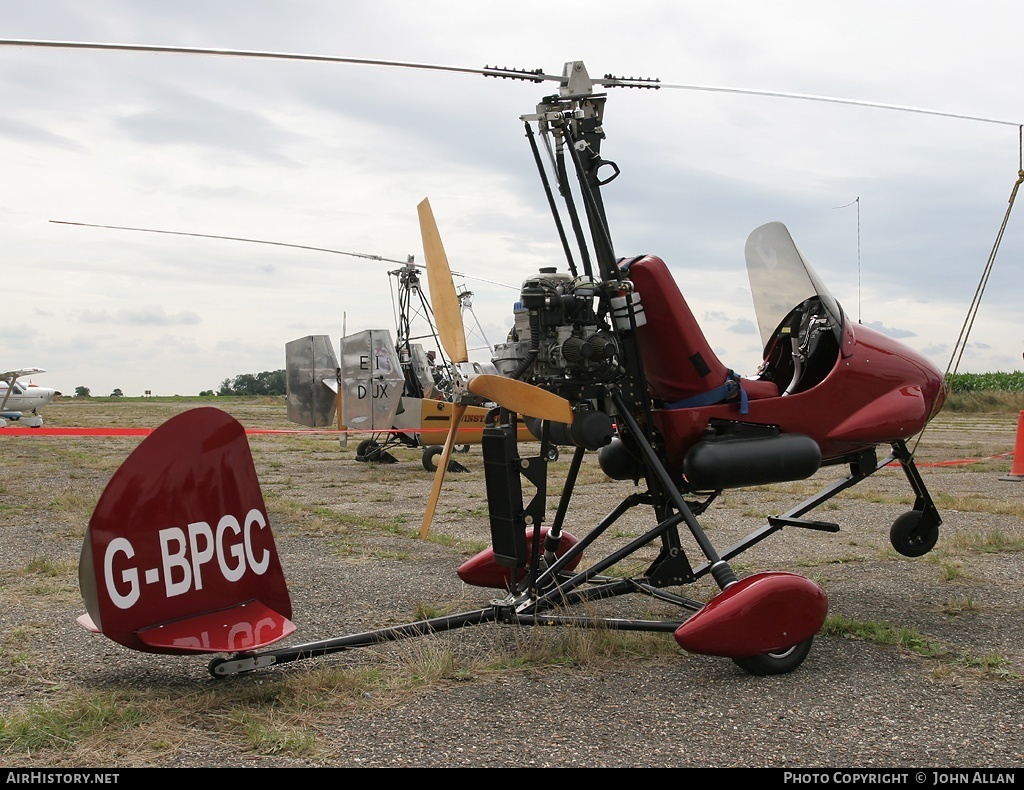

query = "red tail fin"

[{"left": 78, "top": 407, "right": 294, "bottom": 655}]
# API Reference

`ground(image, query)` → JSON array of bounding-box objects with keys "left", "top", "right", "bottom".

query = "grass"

[
  {"left": 943, "top": 389, "right": 1024, "bottom": 413},
  {"left": 0, "top": 693, "right": 148, "bottom": 754},
  {"left": 20, "top": 605, "right": 1014, "bottom": 763},
  {"left": 0, "top": 619, "right": 685, "bottom": 763},
  {"left": 948, "top": 528, "right": 1024, "bottom": 553},
  {"left": 941, "top": 597, "right": 977, "bottom": 615},
  {"left": 935, "top": 561, "right": 968, "bottom": 582},
  {"left": 822, "top": 614, "right": 1022, "bottom": 680},
  {"left": 922, "top": 528, "right": 1024, "bottom": 568},
  {"left": 0, "top": 669, "right": 392, "bottom": 762},
  {"left": 934, "top": 493, "right": 1024, "bottom": 520},
  {"left": 822, "top": 614, "right": 949, "bottom": 658},
  {"left": 2, "top": 558, "right": 79, "bottom": 606},
  {"left": 267, "top": 494, "right": 489, "bottom": 559}
]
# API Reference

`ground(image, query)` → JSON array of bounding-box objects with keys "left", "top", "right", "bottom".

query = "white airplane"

[{"left": 0, "top": 368, "right": 60, "bottom": 427}]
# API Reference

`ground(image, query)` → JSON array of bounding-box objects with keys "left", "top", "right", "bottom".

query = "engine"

[{"left": 492, "top": 267, "right": 622, "bottom": 390}]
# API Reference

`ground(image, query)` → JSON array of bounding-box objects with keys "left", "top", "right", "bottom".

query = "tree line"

[
  {"left": 72, "top": 370, "right": 287, "bottom": 398},
  {"left": 72, "top": 369, "right": 1024, "bottom": 399},
  {"left": 204, "top": 369, "right": 286, "bottom": 397}
]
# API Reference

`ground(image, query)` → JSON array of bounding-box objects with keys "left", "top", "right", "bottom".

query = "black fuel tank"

[{"left": 683, "top": 433, "right": 821, "bottom": 490}]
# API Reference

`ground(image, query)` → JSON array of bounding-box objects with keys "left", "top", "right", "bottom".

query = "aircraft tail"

[
  {"left": 78, "top": 407, "right": 294, "bottom": 655},
  {"left": 285, "top": 335, "right": 340, "bottom": 428}
]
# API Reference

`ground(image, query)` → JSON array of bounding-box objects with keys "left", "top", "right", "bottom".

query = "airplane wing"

[{"left": 1, "top": 367, "right": 46, "bottom": 382}]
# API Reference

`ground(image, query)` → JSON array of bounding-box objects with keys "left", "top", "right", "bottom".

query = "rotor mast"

[{"left": 522, "top": 61, "right": 620, "bottom": 283}]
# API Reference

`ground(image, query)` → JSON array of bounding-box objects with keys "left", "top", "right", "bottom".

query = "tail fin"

[{"left": 78, "top": 407, "right": 294, "bottom": 655}]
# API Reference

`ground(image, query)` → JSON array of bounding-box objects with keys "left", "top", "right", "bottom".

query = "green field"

[{"left": 944, "top": 373, "right": 1024, "bottom": 413}]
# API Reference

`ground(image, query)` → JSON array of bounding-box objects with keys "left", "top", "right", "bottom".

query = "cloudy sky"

[{"left": 2, "top": 1, "right": 1022, "bottom": 398}]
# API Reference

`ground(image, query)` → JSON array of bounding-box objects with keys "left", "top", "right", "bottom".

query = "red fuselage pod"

[
  {"left": 623, "top": 252, "right": 945, "bottom": 475},
  {"left": 653, "top": 321, "right": 946, "bottom": 471},
  {"left": 79, "top": 407, "right": 294, "bottom": 655}
]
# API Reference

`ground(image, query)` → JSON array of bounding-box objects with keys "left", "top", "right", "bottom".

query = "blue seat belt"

[{"left": 663, "top": 371, "right": 749, "bottom": 414}]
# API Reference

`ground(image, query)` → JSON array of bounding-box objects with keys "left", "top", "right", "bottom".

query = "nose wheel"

[{"left": 889, "top": 510, "right": 939, "bottom": 557}]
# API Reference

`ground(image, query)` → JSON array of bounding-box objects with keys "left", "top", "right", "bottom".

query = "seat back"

[{"left": 622, "top": 255, "right": 778, "bottom": 405}]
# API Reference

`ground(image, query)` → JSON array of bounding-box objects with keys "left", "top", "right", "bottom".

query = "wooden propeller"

[{"left": 416, "top": 198, "right": 573, "bottom": 538}]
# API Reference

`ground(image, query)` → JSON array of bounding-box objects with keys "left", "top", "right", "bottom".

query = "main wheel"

[
  {"left": 357, "top": 439, "right": 381, "bottom": 461},
  {"left": 732, "top": 637, "right": 814, "bottom": 676},
  {"left": 422, "top": 445, "right": 468, "bottom": 472},
  {"left": 422, "top": 445, "right": 443, "bottom": 471},
  {"left": 889, "top": 510, "right": 939, "bottom": 557}
]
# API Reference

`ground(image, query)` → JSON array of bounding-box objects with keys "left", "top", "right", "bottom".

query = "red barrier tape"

[
  {"left": 0, "top": 425, "right": 496, "bottom": 436},
  {"left": 0, "top": 427, "right": 154, "bottom": 436},
  {"left": 0, "top": 427, "right": 336, "bottom": 436},
  {"left": 0, "top": 428, "right": 1014, "bottom": 468}
]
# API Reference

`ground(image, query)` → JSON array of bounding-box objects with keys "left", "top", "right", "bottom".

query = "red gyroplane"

[{"left": 14, "top": 46, "right": 948, "bottom": 677}]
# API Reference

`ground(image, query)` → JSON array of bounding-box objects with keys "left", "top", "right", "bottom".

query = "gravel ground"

[{"left": 2, "top": 398, "right": 1023, "bottom": 768}]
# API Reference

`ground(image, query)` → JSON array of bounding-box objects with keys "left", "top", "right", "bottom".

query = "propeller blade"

[
  {"left": 420, "top": 402, "right": 468, "bottom": 539},
  {"left": 467, "top": 374, "right": 574, "bottom": 425},
  {"left": 417, "top": 198, "right": 468, "bottom": 364}
]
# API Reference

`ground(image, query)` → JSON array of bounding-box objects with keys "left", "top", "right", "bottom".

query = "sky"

[{"left": 1, "top": 1, "right": 1022, "bottom": 398}]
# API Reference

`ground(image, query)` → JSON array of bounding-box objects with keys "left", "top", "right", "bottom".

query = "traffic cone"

[{"left": 999, "top": 410, "right": 1024, "bottom": 482}]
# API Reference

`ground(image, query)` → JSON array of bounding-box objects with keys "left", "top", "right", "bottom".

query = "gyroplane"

[
  {"left": 48, "top": 219, "right": 532, "bottom": 471},
  {"left": 284, "top": 255, "right": 541, "bottom": 471},
  {"left": 10, "top": 40, "right": 994, "bottom": 677}
]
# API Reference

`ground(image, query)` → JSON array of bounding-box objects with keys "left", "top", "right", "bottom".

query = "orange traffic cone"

[{"left": 999, "top": 410, "right": 1024, "bottom": 482}]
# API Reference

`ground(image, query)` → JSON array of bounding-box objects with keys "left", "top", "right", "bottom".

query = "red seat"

[{"left": 621, "top": 255, "right": 778, "bottom": 408}]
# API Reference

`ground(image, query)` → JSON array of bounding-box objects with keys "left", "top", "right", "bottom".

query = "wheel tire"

[
  {"left": 357, "top": 439, "right": 381, "bottom": 462},
  {"left": 422, "top": 445, "right": 443, "bottom": 472},
  {"left": 889, "top": 510, "right": 939, "bottom": 557},
  {"left": 207, "top": 657, "right": 228, "bottom": 679},
  {"left": 732, "top": 637, "right": 814, "bottom": 676}
]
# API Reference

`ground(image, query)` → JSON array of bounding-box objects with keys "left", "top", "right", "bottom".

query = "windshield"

[{"left": 744, "top": 222, "right": 844, "bottom": 350}]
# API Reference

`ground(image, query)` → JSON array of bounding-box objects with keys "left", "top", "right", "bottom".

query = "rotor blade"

[
  {"left": 4, "top": 40, "right": 1018, "bottom": 128},
  {"left": 654, "top": 81, "right": 1022, "bottom": 127},
  {"left": 49, "top": 221, "right": 412, "bottom": 265},
  {"left": 50, "top": 220, "right": 519, "bottom": 289},
  {"left": 0, "top": 40, "right": 558, "bottom": 83},
  {"left": 417, "top": 199, "right": 468, "bottom": 364},
  {"left": 420, "top": 403, "right": 467, "bottom": 539},
  {"left": 468, "top": 374, "right": 574, "bottom": 424}
]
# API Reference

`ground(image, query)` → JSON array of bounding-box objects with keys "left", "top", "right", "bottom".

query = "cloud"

[
  {"left": 859, "top": 320, "right": 916, "bottom": 340},
  {"left": 0, "top": 116, "right": 83, "bottom": 149},
  {"left": 728, "top": 317, "right": 759, "bottom": 336},
  {"left": 2, "top": 1, "right": 1021, "bottom": 398},
  {"left": 73, "top": 306, "right": 202, "bottom": 325}
]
